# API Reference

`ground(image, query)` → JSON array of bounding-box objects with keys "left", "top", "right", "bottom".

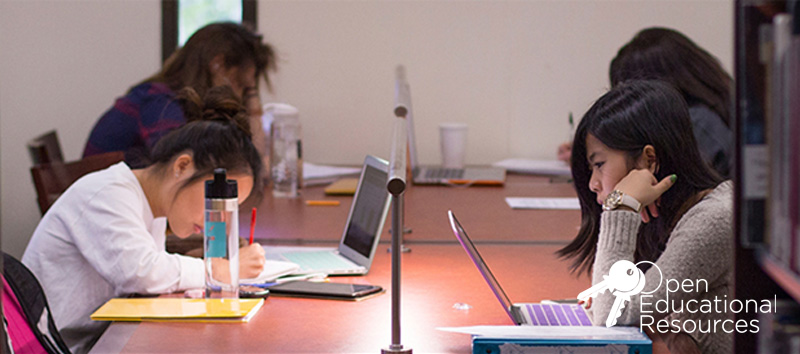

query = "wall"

[
  {"left": 0, "top": 1, "right": 161, "bottom": 257},
  {"left": 0, "top": 0, "right": 733, "bottom": 258},
  {"left": 258, "top": 1, "right": 734, "bottom": 165}
]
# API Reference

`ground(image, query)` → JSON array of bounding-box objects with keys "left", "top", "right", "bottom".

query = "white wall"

[
  {"left": 0, "top": 1, "right": 161, "bottom": 258},
  {"left": 0, "top": 0, "right": 733, "bottom": 258},
  {"left": 259, "top": 1, "right": 734, "bottom": 165}
]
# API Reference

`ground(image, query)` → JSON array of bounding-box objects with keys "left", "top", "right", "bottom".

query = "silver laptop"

[
  {"left": 266, "top": 155, "right": 391, "bottom": 275},
  {"left": 396, "top": 65, "right": 506, "bottom": 186},
  {"left": 447, "top": 210, "right": 592, "bottom": 326}
]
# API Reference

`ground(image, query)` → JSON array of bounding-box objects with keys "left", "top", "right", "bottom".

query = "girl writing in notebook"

[
  {"left": 22, "top": 86, "right": 266, "bottom": 354},
  {"left": 558, "top": 80, "right": 732, "bottom": 354}
]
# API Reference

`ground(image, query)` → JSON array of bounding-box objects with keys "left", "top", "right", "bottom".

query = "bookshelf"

[{"left": 734, "top": 1, "right": 799, "bottom": 353}]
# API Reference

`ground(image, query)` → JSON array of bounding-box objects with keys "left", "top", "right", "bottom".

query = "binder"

[
  {"left": 469, "top": 326, "right": 652, "bottom": 354},
  {"left": 90, "top": 298, "right": 264, "bottom": 323}
]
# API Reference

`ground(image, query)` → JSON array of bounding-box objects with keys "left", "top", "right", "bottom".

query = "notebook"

[
  {"left": 447, "top": 210, "right": 592, "bottom": 326},
  {"left": 395, "top": 65, "right": 506, "bottom": 186},
  {"left": 266, "top": 155, "right": 391, "bottom": 275},
  {"left": 90, "top": 298, "right": 263, "bottom": 323}
]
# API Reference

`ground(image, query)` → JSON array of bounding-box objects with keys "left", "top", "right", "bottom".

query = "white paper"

[
  {"left": 436, "top": 325, "right": 645, "bottom": 340},
  {"left": 505, "top": 197, "right": 580, "bottom": 210},
  {"left": 302, "top": 162, "right": 361, "bottom": 181},
  {"left": 493, "top": 158, "right": 571, "bottom": 176},
  {"left": 240, "top": 260, "right": 300, "bottom": 284}
]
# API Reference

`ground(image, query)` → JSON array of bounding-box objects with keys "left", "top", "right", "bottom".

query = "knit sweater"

[{"left": 591, "top": 181, "right": 733, "bottom": 354}]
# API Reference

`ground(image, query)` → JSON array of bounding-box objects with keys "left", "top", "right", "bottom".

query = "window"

[{"left": 161, "top": 0, "right": 257, "bottom": 63}]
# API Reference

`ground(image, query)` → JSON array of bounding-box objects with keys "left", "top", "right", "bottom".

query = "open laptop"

[
  {"left": 447, "top": 210, "right": 592, "bottom": 326},
  {"left": 265, "top": 155, "right": 391, "bottom": 275},
  {"left": 396, "top": 65, "right": 506, "bottom": 185}
]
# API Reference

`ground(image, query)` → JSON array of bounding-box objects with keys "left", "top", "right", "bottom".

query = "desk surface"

[
  {"left": 244, "top": 174, "right": 580, "bottom": 244},
  {"left": 92, "top": 174, "right": 599, "bottom": 354},
  {"left": 92, "top": 244, "right": 590, "bottom": 353}
]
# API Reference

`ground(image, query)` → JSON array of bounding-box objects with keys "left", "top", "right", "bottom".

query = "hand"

[
  {"left": 557, "top": 142, "right": 572, "bottom": 164},
  {"left": 614, "top": 170, "right": 677, "bottom": 223},
  {"left": 578, "top": 297, "right": 592, "bottom": 309},
  {"left": 238, "top": 243, "right": 266, "bottom": 279}
]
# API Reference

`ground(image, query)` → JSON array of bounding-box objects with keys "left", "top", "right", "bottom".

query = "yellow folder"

[
  {"left": 324, "top": 178, "right": 359, "bottom": 195},
  {"left": 90, "top": 298, "right": 264, "bottom": 323}
]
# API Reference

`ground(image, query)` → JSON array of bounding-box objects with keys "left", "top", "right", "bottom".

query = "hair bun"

[{"left": 177, "top": 86, "right": 252, "bottom": 137}]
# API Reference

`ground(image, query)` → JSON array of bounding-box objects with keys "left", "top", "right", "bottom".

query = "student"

[
  {"left": 557, "top": 80, "right": 732, "bottom": 354},
  {"left": 558, "top": 27, "right": 733, "bottom": 179},
  {"left": 83, "top": 21, "right": 276, "bottom": 168},
  {"left": 23, "top": 86, "right": 266, "bottom": 354}
]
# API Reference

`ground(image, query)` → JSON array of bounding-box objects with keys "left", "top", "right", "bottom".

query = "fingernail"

[{"left": 670, "top": 174, "right": 677, "bottom": 183}]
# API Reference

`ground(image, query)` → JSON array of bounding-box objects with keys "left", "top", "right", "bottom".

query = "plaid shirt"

[{"left": 83, "top": 82, "right": 185, "bottom": 168}]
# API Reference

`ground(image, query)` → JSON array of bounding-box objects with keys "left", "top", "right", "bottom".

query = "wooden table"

[
  {"left": 91, "top": 174, "right": 596, "bottom": 353},
  {"left": 242, "top": 174, "right": 580, "bottom": 244}
]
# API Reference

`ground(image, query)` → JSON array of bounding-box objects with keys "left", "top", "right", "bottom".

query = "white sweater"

[{"left": 22, "top": 162, "right": 204, "bottom": 354}]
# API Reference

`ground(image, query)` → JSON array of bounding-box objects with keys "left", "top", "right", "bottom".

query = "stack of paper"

[
  {"left": 303, "top": 162, "right": 361, "bottom": 186},
  {"left": 90, "top": 298, "right": 264, "bottom": 323},
  {"left": 493, "top": 158, "right": 571, "bottom": 176}
]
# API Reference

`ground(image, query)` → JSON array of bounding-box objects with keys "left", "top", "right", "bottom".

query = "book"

[
  {"left": 324, "top": 178, "right": 359, "bottom": 195},
  {"left": 90, "top": 298, "right": 264, "bottom": 323}
]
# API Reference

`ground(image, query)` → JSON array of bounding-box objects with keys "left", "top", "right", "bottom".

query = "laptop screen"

[
  {"left": 342, "top": 161, "right": 390, "bottom": 257},
  {"left": 448, "top": 210, "right": 517, "bottom": 322}
]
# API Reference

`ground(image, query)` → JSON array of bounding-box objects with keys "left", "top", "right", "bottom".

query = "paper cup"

[{"left": 439, "top": 123, "right": 468, "bottom": 168}]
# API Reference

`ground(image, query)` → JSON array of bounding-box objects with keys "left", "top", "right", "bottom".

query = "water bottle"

[
  {"left": 265, "top": 103, "right": 302, "bottom": 197},
  {"left": 204, "top": 168, "right": 239, "bottom": 298}
]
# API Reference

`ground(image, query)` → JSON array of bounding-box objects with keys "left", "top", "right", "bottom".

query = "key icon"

[{"left": 576, "top": 260, "right": 646, "bottom": 327}]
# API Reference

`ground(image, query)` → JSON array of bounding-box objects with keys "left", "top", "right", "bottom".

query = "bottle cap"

[{"left": 205, "top": 168, "right": 237, "bottom": 199}]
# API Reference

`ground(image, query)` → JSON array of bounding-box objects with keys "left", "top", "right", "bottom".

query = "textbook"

[{"left": 90, "top": 298, "right": 264, "bottom": 323}]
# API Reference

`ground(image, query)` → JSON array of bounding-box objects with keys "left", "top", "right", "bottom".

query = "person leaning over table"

[
  {"left": 557, "top": 80, "right": 732, "bottom": 354},
  {"left": 558, "top": 27, "right": 733, "bottom": 179},
  {"left": 23, "top": 86, "right": 266, "bottom": 354},
  {"left": 83, "top": 21, "right": 276, "bottom": 169}
]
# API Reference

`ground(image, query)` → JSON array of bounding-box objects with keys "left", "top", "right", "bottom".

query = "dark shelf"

[{"left": 758, "top": 250, "right": 800, "bottom": 304}]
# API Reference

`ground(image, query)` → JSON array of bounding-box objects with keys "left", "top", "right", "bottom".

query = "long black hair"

[
  {"left": 148, "top": 85, "right": 264, "bottom": 204},
  {"left": 609, "top": 27, "right": 733, "bottom": 128},
  {"left": 557, "top": 80, "right": 723, "bottom": 276}
]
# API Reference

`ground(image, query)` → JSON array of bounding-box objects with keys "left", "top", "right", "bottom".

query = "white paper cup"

[{"left": 439, "top": 123, "right": 468, "bottom": 168}]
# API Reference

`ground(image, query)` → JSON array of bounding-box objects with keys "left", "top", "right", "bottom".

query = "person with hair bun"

[
  {"left": 23, "top": 86, "right": 266, "bottom": 354},
  {"left": 83, "top": 21, "right": 277, "bottom": 168}
]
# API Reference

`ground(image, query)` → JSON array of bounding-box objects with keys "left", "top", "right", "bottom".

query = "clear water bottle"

[
  {"left": 265, "top": 103, "right": 302, "bottom": 197},
  {"left": 204, "top": 168, "right": 239, "bottom": 299}
]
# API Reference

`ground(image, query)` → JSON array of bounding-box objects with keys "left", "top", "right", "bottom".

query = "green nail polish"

[{"left": 670, "top": 174, "right": 677, "bottom": 182}]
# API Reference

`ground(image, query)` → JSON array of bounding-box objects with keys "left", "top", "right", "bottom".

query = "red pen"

[{"left": 249, "top": 207, "right": 256, "bottom": 245}]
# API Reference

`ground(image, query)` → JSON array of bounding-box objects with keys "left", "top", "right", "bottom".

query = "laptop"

[
  {"left": 396, "top": 65, "right": 506, "bottom": 185},
  {"left": 265, "top": 155, "right": 391, "bottom": 275},
  {"left": 447, "top": 210, "right": 592, "bottom": 326}
]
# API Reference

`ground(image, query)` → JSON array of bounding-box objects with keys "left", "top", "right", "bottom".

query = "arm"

[
  {"left": 591, "top": 203, "right": 733, "bottom": 326},
  {"left": 70, "top": 186, "right": 204, "bottom": 295}
]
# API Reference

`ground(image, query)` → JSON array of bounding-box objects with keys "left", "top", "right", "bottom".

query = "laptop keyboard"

[
  {"left": 522, "top": 303, "right": 593, "bottom": 326},
  {"left": 281, "top": 251, "right": 358, "bottom": 272},
  {"left": 424, "top": 168, "right": 464, "bottom": 179}
]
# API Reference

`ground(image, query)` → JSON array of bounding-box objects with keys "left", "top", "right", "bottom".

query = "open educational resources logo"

[{"left": 577, "top": 260, "right": 775, "bottom": 334}]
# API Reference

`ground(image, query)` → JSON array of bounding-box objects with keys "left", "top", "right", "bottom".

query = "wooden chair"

[
  {"left": 27, "top": 130, "right": 64, "bottom": 165},
  {"left": 30, "top": 151, "right": 125, "bottom": 214}
]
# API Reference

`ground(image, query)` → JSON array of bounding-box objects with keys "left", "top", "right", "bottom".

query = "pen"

[
  {"left": 305, "top": 200, "right": 340, "bottom": 206},
  {"left": 249, "top": 207, "right": 256, "bottom": 245},
  {"left": 568, "top": 112, "right": 574, "bottom": 140}
]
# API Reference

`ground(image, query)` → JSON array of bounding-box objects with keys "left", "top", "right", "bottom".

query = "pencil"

[
  {"left": 305, "top": 200, "right": 340, "bottom": 206},
  {"left": 249, "top": 207, "right": 256, "bottom": 245}
]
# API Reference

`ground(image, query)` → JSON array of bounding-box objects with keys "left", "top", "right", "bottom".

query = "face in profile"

[
  {"left": 166, "top": 172, "right": 254, "bottom": 238},
  {"left": 585, "top": 134, "right": 642, "bottom": 206}
]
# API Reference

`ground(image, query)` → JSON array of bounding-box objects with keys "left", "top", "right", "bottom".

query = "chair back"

[
  {"left": 27, "top": 130, "right": 64, "bottom": 165},
  {"left": 30, "top": 151, "right": 125, "bottom": 214}
]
